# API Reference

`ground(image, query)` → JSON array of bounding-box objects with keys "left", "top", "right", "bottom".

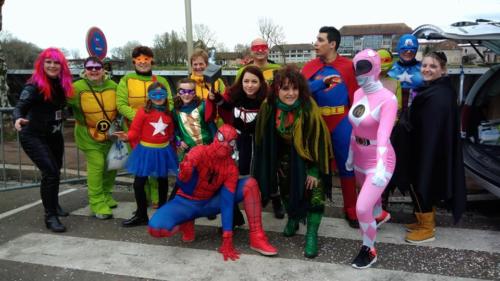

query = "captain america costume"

[{"left": 388, "top": 34, "right": 423, "bottom": 110}]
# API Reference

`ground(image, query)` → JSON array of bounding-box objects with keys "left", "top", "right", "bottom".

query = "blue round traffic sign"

[{"left": 86, "top": 27, "right": 108, "bottom": 60}]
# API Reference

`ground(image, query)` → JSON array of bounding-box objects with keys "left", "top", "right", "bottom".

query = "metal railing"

[{"left": 0, "top": 107, "right": 129, "bottom": 192}]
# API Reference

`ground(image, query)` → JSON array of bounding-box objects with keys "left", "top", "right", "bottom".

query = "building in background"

[
  {"left": 269, "top": 43, "right": 315, "bottom": 64},
  {"left": 417, "top": 40, "right": 463, "bottom": 65},
  {"left": 338, "top": 23, "right": 412, "bottom": 56}
]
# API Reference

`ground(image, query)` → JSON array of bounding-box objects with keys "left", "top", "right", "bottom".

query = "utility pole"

[{"left": 185, "top": 0, "right": 193, "bottom": 72}]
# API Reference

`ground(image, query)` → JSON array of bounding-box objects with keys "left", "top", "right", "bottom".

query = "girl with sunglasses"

[{"left": 173, "top": 78, "right": 217, "bottom": 161}]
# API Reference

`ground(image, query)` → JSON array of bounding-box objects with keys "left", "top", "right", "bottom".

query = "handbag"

[{"left": 107, "top": 139, "right": 129, "bottom": 171}]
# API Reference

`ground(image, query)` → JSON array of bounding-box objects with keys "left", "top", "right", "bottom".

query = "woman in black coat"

[
  {"left": 13, "top": 47, "right": 74, "bottom": 232},
  {"left": 404, "top": 51, "right": 466, "bottom": 243}
]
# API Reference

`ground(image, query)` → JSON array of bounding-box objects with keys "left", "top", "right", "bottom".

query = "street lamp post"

[{"left": 185, "top": 0, "right": 193, "bottom": 72}]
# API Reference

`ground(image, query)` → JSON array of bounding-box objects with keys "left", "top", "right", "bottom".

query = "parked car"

[{"left": 413, "top": 19, "right": 500, "bottom": 198}]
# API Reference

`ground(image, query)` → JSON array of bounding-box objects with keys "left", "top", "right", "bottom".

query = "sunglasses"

[
  {"left": 178, "top": 89, "right": 196, "bottom": 96},
  {"left": 85, "top": 66, "right": 103, "bottom": 71}
]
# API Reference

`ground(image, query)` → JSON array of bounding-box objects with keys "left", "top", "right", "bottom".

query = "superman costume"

[{"left": 302, "top": 56, "right": 359, "bottom": 223}]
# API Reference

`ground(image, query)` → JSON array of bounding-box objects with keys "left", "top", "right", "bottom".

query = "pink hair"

[{"left": 28, "top": 47, "right": 74, "bottom": 100}]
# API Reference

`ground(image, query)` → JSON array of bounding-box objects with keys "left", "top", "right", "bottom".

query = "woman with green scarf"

[{"left": 253, "top": 65, "right": 333, "bottom": 258}]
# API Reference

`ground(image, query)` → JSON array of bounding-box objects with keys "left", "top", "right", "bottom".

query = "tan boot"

[
  {"left": 405, "top": 212, "right": 422, "bottom": 232},
  {"left": 405, "top": 212, "right": 435, "bottom": 244}
]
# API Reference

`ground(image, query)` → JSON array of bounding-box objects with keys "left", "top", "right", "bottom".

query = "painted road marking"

[
  {"left": 0, "top": 233, "right": 485, "bottom": 281},
  {"left": 72, "top": 202, "right": 500, "bottom": 254}
]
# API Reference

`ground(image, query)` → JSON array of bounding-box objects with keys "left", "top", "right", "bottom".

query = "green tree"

[{"left": 0, "top": 32, "right": 42, "bottom": 69}]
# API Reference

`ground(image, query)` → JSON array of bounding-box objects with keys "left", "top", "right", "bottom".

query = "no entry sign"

[{"left": 86, "top": 27, "right": 108, "bottom": 60}]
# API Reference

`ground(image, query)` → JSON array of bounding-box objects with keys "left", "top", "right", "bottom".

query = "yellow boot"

[
  {"left": 405, "top": 212, "right": 422, "bottom": 232},
  {"left": 405, "top": 211, "right": 435, "bottom": 244}
]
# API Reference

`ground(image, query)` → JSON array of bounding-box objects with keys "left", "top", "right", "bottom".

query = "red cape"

[{"left": 302, "top": 56, "right": 358, "bottom": 105}]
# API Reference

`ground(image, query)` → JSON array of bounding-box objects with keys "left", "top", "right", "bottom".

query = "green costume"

[
  {"left": 254, "top": 97, "right": 332, "bottom": 258},
  {"left": 236, "top": 62, "right": 281, "bottom": 84},
  {"left": 173, "top": 101, "right": 215, "bottom": 160},
  {"left": 116, "top": 72, "right": 174, "bottom": 122},
  {"left": 116, "top": 72, "right": 174, "bottom": 206},
  {"left": 69, "top": 73, "right": 118, "bottom": 216}
]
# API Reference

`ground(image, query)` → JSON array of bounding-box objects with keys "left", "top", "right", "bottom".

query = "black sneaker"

[{"left": 351, "top": 245, "right": 377, "bottom": 269}]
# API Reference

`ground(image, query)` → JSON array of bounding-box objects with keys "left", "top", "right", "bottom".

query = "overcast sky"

[{"left": 3, "top": 0, "right": 500, "bottom": 58}]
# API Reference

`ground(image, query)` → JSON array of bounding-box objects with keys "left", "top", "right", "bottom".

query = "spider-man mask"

[{"left": 210, "top": 124, "right": 238, "bottom": 159}]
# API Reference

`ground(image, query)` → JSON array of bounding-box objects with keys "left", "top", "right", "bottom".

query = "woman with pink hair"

[{"left": 13, "top": 47, "right": 74, "bottom": 232}]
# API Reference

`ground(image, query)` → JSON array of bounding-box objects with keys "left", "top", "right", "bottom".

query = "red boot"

[
  {"left": 249, "top": 231, "right": 277, "bottom": 256},
  {"left": 241, "top": 178, "right": 278, "bottom": 256},
  {"left": 180, "top": 220, "right": 195, "bottom": 242}
]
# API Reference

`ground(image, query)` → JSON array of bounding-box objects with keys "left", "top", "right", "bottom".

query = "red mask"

[{"left": 251, "top": 44, "right": 269, "bottom": 53}]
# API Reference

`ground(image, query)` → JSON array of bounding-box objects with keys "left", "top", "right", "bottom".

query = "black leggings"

[
  {"left": 237, "top": 133, "right": 254, "bottom": 175},
  {"left": 20, "top": 130, "right": 64, "bottom": 216},
  {"left": 133, "top": 176, "right": 168, "bottom": 216}
]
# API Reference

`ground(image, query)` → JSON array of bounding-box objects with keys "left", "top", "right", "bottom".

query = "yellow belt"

[
  {"left": 320, "top": 105, "right": 345, "bottom": 116},
  {"left": 140, "top": 141, "right": 169, "bottom": 148}
]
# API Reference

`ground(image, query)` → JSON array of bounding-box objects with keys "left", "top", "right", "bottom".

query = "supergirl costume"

[
  {"left": 116, "top": 68, "right": 174, "bottom": 208},
  {"left": 122, "top": 87, "right": 178, "bottom": 227}
]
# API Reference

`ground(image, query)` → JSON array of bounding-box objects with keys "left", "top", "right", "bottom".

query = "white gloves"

[{"left": 372, "top": 159, "right": 387, "bottom": 187}]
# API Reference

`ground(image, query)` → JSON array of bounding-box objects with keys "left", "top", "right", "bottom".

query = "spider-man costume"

[{"left": 148, "top": 124, "right": 277, "bottom": 261}]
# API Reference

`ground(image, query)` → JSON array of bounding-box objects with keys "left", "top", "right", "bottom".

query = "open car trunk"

[{"left": 413, "top": 20, "right": 500, "bottom": 197}]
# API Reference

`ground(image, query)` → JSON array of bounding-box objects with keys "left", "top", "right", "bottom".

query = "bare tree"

[
  {"left": 258, "top": 17, "right": 287, "bottom": 63},
  {"left": 110, "top": 40, "right": 141, "bottom": 69},
  {"left": 194, "top": 24, "right": 217, "bottom": 49},
  {"left": 69, "top": 49, "right": 81, "bottom": 60},
  {"left": 215, "top": 42, "right": 228, "bottom": 53},
  {"left": 234, "top": 43, "right": 250, "bottom": 58}
]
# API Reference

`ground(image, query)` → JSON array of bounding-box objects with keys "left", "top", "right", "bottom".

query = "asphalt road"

[{"left": 0, "top": 183, "right": 499, "bottom": 281}]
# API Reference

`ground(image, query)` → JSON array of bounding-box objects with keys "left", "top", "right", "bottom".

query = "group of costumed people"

[{"left": 13, "top": 26, "right": 465, "bottom": 269}]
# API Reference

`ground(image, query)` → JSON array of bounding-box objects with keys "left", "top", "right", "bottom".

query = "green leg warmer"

[
  {"left": 85, "top": 149, "right": 112, "bottom": 215},
  {"left": 145, "top": 177, "right": 159, "bottom": 205},
  {"left": 305, "top": 212, "right": 322, "bottom": 258}
]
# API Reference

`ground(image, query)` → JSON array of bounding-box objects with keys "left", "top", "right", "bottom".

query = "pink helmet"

[{"left": 353, "top": 49, "right": 381, "bottom": 81}]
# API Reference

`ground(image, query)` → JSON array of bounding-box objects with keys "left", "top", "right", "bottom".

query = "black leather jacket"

[{"left": 13, "top": 80, "right": 67, "bottom": 135}]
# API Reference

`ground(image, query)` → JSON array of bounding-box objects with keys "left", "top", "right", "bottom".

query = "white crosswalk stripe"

[
  {"left": 0, "top": 233, "right": 486, "bottom": 281},
  {"left": 72, "top": 202, "right": 500, "bottom": 254}
]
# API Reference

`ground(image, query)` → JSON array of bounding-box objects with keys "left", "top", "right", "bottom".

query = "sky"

[{"left": 3, "top": 0, "right": 500, "bottom": 58}]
